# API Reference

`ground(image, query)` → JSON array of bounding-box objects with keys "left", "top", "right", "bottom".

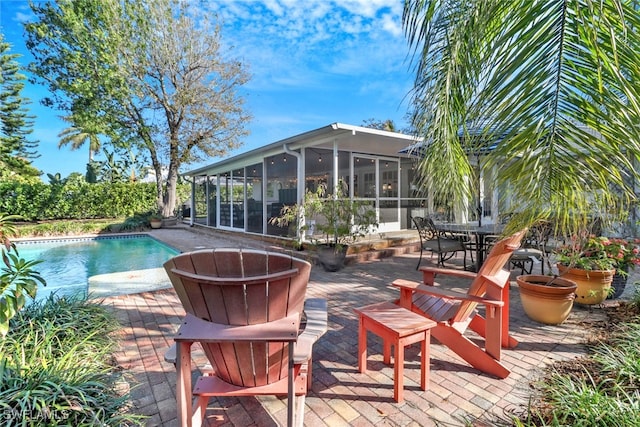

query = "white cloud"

[
  {"left": 14, "top": 12, "right": 33, "bottom": 23},
  {"left": 215, "top": 0, "right": 408, "bottom": 92},
  {"left": 381, "top": 12, "right": 402, "bottom": 37},
  {"left": 262, "top": 0, "right": 285, "bottom": 16},
  {"left": 255, "top": 113, "right": 308, "bottom": 127},
  {"left": 217, "top": 1, "right": 403, "bottom": 46},
  {"left": 338, "top": 0, "right": 401, "bottom": 18}
]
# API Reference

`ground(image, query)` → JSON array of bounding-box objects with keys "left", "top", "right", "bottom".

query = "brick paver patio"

[{"left": 100, "top": 225, "right": 614, "bottom": 426}]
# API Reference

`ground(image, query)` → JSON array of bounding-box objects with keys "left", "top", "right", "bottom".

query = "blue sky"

[{"left": 1, "top": 0, "right": 414, "bottom": 179}]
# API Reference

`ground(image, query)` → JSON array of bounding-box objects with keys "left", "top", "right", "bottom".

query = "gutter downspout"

[{"left": 283, "top": 144, "right": 305, "bottom": 244}]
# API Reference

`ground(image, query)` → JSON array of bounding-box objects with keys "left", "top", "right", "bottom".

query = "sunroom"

[{"left": 182, "top": 122, "right": 498, "bottom": 237}]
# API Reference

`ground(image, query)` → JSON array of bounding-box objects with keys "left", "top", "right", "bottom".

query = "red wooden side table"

[{"left": 355, "top": 301, "right": 436, "bottom": 403}]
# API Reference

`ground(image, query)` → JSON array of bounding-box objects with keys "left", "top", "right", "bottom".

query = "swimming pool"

[{"left": 15, "top": 235, "right": 180, "bottom": 300}]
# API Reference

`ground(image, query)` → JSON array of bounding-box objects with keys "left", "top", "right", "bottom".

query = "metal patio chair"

[{"left": 413, "top": 216, "right": 468, "bottom": 270}]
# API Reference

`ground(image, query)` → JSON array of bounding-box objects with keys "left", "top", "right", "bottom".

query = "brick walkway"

[{"left": 100, "top": 225, "right": 614, "bottom": 426}]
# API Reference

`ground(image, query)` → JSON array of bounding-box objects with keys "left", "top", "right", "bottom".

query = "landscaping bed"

[
  {"left": 518, "top": 291, "right": 640, "bottom": 426},
  {"left": 0, "top": 295, "right": 144, "bottom": 426}
]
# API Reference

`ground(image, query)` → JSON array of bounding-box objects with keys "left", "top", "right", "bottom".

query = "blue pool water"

[{"left": 15, "top": 235, "right": 179, "bottom": 299}]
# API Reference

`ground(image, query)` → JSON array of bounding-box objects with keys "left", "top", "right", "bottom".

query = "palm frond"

[{"left": 404, "top": 0, "right": 640, "bottom": 236}]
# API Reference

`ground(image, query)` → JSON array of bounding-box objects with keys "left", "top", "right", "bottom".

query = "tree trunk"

[
  {"left": 153, "top": 163, "right": 164, "bottom": 214},
  {"left": 162, "top": 166, "right": 179, "bottom": 217}
]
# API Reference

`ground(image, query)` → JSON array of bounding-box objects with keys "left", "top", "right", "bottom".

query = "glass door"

[
  {"left": 378, "top": 159, "right": 399, "bottom": 232},
  {"left": 246, "top": 163, "right": 263, "bottom": 233},
  {"left": 352, "top": 155, "right": 400, "bottom": 233},
  {"left": 232, "top": 168, "right": 245, "bottom": 229},
  {"left": 219, "top": 173, "right": 231, "bottom": 227}
]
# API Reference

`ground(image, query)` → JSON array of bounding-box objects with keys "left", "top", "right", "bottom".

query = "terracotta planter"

[
  {"left": 516, "top": 275, "right": 577, "bottom": 325},
  {"left": 557, "top": 264, "right": 614, "bottom": 305},
  {"left": 150, "top": 219, "right": 162, "bottom": 229}
]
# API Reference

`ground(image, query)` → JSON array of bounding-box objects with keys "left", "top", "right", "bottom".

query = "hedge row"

[{"left": 0, "top": 180, "right": 166, "bottom": 221}]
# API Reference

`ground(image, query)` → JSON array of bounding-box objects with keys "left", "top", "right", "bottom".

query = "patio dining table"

[{"left": 434, "top": 223, "right": 505, "bottom": 271}]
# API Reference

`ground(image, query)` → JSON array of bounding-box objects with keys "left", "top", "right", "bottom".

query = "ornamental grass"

[{"left": 0, "top": 295, "right": 143, "bottom": 426}]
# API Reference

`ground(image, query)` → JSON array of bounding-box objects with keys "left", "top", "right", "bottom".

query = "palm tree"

[
  {"left": 403, "top": 0, "right": 640, "bottom": 236},
  {"left": 57, "top": 116, "right": 102, "bottom": 162}
]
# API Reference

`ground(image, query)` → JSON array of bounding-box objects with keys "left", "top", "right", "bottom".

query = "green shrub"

[
  {"left": 0, "top": 182, "right": 51, "bottom": 220},
  {"left": 0, "top": 295, "right": 144, "bottom": 426},
  {"left": 14, "top": 219, "right": 115, "bottom": 237},
  {"left": 0, "top": 180, "right": 190, "bottom": 221},
  {"left": 119, "top": 213, "right": 152, "bottom": 231}
]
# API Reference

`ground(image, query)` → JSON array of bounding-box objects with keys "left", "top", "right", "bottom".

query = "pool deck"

[{"left": 99, "top": 224, "right": 627, "bottom": 426}]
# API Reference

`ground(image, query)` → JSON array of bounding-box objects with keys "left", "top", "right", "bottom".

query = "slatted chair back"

[
  {"left": 522, "top": 221, "right": 552, "bottom": 249},
  {"left": 413, "top": 216, "right": 468, "bottom": 270},
  {"left": 452, "top": 229, "right": 526, "bottom": 323},
  {"left": 164, "top": 248, "right": 311, "bottom": 387},
  {"left": 413, "top": 216, "right": 436, "bottom": 242}
]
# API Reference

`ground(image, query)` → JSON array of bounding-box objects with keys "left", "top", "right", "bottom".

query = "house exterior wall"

[
  {"left": 187, "top": 147, "right": 429, "bottom": 238},
  {"left": 183, "top": 122, "right": 509, "bottom": 238}
]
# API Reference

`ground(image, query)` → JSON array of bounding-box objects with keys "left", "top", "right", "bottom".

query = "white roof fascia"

[
  {"left": 183, "top": 122, "right": 417, "bottom": 177},
  {"left": 331, "top": 122, "right": 416, "bottom": 141}
]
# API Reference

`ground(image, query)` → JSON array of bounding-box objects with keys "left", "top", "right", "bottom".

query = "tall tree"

[
  {"left": 403, "top": 0, "right": 640, "bottom": 236},
  {"left": 0, "top": 34, "right": 40, "bottom": 181},
  {"left": 25, "top": 0, "right": 251, "bottom": 216}
]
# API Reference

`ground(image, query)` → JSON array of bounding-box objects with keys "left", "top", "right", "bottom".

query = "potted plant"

[
  {"left": 554, "top": 235, "right": 619, "bottom": 305},
  {"left": 516, "top": 274, "right": 577, "bottom": 325},
  {"left": 148, "top": 213, "right": 163, "bottom": 229},
  {"left": 270, "top": 181, "right": 378, "bottom": 271}
]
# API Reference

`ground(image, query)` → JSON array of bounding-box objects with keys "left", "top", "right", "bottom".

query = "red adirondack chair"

[
  {"left": 164, "top": 248, "right": 327, "bottom": 427},
  {"left": 393, "top": 229, "right": 526, "bottom": 378}
]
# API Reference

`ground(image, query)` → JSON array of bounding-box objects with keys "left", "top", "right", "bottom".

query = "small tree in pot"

[{"left": 270, "top": 181, "right": 378, "bottom": 271}]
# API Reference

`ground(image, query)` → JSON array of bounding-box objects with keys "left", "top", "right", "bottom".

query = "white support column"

[
  {"left": 333, "top": 139, "right": 339, "bottom": 193},
  {"left": 190, "top": 176, "right": 195, "bottom": 226},
  {"left": 283, "top": 144, "right": 305, "bottom": 243}
]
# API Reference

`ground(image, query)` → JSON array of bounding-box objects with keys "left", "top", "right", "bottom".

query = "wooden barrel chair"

[{"left": 164, "top": 248, "right": 325, "bottom": 427}]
